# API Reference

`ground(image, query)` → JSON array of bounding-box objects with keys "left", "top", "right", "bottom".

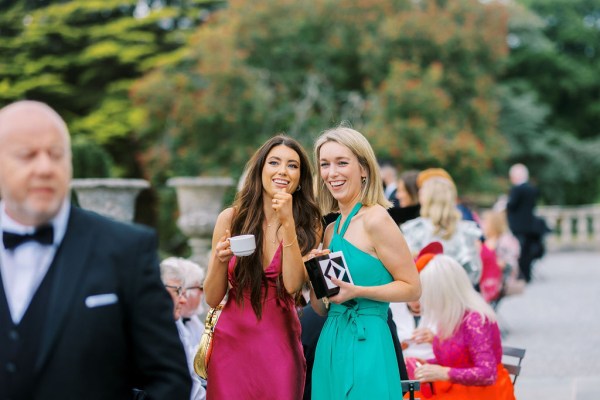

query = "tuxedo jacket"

[
  {"left": 28, "top": 206, "right": 191, "bottom": 399},
  {"left": 506, "top": 183, "right": 539, "bottom": 235}
]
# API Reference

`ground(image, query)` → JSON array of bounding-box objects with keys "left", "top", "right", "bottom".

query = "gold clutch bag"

[{"left": 193, "top": 304, "right": 223, "bottom": 379}]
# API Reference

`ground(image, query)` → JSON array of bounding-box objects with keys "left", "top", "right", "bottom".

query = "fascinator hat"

[
  {"left": 415, "top": 241, "right": 444, "bottom": 273},
  {"left": 416, "top": 168, "right": 455, "bottom": 189}
]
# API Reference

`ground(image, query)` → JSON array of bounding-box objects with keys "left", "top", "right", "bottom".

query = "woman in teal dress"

[{"left": 309, "top": 126, "right": 422, "bottom": 399}]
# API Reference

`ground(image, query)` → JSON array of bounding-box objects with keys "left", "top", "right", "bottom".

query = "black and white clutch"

[{"left": 304, "top": 251, "right": 353, "bottom": 299}]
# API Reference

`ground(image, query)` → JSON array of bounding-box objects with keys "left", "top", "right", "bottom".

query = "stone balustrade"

[
  {"left": 70, "top": 177, "right": 600, "bottom": 254},
  {"left": 537, "top": 204, "right": 600, "bottom": 251}
]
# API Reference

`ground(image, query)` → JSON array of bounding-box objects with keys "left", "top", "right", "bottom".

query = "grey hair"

[{"left": 159, "top": 257, "right": 188, "bottom": 284}]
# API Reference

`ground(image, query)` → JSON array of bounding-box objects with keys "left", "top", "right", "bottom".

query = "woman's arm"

[
  {"left": 274, "top": 190, "right": 309, "bottom": 294},
  {"left": 330, "top": 206, "right": 421, "bottom": 304},
  {"left": 203, "top": 208, "right": 234, "bottom": 308},
  {"left": 415, "top": 313, "right": 498, "bottom": 385},
  {"left": 447, "top": 312, "right": 498, "bottom": 386}
]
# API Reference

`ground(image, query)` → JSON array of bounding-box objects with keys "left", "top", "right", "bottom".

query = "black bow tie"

[{"left": 3, "top": 225, "right": 54, "bottom": 250}]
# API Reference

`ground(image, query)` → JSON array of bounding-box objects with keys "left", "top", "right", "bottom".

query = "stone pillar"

[
  {"left": 592, "top": 206, "right": 600, "bottom": 251},
  {"left": 71, "top": 178, "right": 150, "bottom": 223},
  {"left": 538, "top": 206, "right": 560, "bottom": 252},
  {"left": 167, "top": 177, "right": 235, "bottom": 275}
]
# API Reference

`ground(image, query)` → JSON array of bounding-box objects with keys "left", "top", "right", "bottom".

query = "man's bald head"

[
  {"left": 0, "top": 100, "right": 73, "bottom": 226},
  {"left": 0, "top": 100, "right": 70, "bottom": 146},
  {"left": 509, "top": 163, "right": 529, "bottom": 186}
]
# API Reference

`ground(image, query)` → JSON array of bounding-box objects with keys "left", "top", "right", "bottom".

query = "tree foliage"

[
  {"left": 499, "top": 1, "right": 600, "bottom": 204},
  {"left": 362, "top": 1, "right": 509, "bottom": 190},
  {"left": 132, "top": 0, "right": 510, "bottom": 194},
  {"left": 2, "top": 0, "right": 598, "bottom": 258},
  {"left": 508, "top": 0, "right": 600, "bottom": 140},
  {"left": 0, "top": 0, "right": 223, "bottom": 178}
]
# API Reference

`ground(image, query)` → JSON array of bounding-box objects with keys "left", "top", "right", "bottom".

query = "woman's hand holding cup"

[
  {"left": 215, "top": 229, "right": 234, "bottom": 263},
  {"left": 229, "top": 234, "right": 256, "bottom": 257}
]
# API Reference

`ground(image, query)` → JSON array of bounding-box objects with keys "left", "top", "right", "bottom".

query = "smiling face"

[
  {"left": 0, "top": 102, "right": 72, "bottom": 226},
  {"left": 318, "top": 141, "right": 366, "bottom": 206},
  {"left": 261, "top": 144, "right": 301, "bottom": 198}
]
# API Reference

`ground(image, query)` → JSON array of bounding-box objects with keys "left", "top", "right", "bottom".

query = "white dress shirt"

[
  {"left": 176, "top": 318, "right": 207, "bottom": 400},
  {"left": 183, "top": 314, "right": 204, "bottom": 348},
  {"left": 0, "top": 200, "right": 70, "bottom": 324},
  {"left": 389, "top": 302, "right": 435, "bottom": 360}
]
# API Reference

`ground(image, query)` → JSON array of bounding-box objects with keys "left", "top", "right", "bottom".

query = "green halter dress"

[{"left": 312, "top": 203, "right": 402, "bottom": 399}]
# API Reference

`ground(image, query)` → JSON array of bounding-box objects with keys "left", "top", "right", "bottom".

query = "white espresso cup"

[{"left": 229, "top": 234, "right": 256, "bottom": 257}]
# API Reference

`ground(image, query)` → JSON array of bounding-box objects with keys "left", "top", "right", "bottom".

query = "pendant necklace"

[{"left": 266, "top": 220, "right": 281, "bottom": 244}]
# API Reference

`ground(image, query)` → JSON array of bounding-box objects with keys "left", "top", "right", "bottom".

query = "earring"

[
  {"left": 296, "top": 185, "right": 302, "bottom": 192},
  {"left": 361, "top": 177, "right": 366, "bottom": 184}
]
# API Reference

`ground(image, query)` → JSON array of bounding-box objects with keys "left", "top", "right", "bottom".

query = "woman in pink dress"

[
  {"left": 203, "top": 135, "right": 322, "bottom": 400},
  {"left": 412, "top": 254, "right": 515, "bottom": 400}
]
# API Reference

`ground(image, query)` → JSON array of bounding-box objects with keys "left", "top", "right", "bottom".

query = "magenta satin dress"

[{"left": 207, "top": 244, "right": 306, "bottom": 400}]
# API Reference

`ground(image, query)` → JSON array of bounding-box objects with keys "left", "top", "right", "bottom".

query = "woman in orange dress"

[{"left": 412, "top": 254, "right": 516, "bottom": 400}]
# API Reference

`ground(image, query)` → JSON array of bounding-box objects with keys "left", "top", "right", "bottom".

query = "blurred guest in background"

[
  {"left": 401, "top": 168, "right": 482, "bottom": 286},
  {"left": 506, "top": 163, "right": 540, "bottom": 283},
  {"left": 391, "top": 169, "right": 421, "bottom": 225},
  {"left": 179, "top": 258, "right": 206, "bottom": 346},
  {"left": 481, "top": 210, "right": 525, "bottom": 305},
  {"left": 379, "top": 160, "right": 400, "bottom": 208},
  {"left": 160, "top": 258, "right": 206, "bottom": 400}
]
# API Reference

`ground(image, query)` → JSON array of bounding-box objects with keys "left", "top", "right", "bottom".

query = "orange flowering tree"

[
  {"left": 132, "top": 0, "right": 510, "bottom": 192},
  {"left": 361, "top": 0, "right": 509, "bottom": 189}
]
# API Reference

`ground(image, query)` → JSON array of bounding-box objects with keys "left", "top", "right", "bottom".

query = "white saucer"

[{"left": 233, "top": 249, "right": 255, "bottom": 257}]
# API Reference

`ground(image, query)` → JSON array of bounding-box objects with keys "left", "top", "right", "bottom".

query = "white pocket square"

[{"left": 85, "top": 293, "right": 118, "bottom": 308}]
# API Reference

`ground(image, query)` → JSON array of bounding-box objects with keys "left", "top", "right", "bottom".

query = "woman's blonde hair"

[
  {"left": 481, "top": 210, "right": 509, "bottom": 239},
  {"left": 419, "top": 178, "right": 461, "bottom": 239},
  {"left": 314, "top": 126, "right": 391, "bottom": 214},
  {"left": 420, "top": 254, "right": 496, "bottom": 339}
]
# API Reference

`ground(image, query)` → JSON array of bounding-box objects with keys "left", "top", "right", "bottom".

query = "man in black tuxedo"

[
  {"left": 0, "top": 101, "right": 191, "bottom": 399},
  {"left": 506, "top": 163, "right": 539, "bottom": 283}
]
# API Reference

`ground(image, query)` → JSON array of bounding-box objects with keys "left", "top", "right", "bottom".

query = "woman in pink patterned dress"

[
  {"left": 412, "top": 254, "right": 516, "bottom": 400},
  {"left": 203, "top": 135, "right": 322, "bottom": 399}
]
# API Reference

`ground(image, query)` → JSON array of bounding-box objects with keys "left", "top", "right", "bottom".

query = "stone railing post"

[
  {"left": 71, "top": 178, "right": 150, "bottom": 223},
  {"left": 576, "top": 208, "right": 589, "bottom": 246},
  {"left": 592, "top": 207, "right": 600, "bottom": 250},
  {"left": 538, "top": 204, "right": 600, "bottom": 251},
  {"left": 537, "top": 206, "right": 560, "bottom": 252}
]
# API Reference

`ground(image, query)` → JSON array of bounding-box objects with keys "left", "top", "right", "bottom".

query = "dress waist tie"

[{"left": 328, "top": 302, "right": 387, "bottom": 396}]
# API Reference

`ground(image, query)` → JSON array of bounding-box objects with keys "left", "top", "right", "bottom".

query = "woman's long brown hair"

[{"left": 230, "top": 135, "right": 321, "bottom": 319}]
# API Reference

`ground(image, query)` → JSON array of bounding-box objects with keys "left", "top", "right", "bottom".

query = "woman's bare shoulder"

[
  {"left": 220, "top": 207, "right": 235, "bottom": 218},
  {"left": 323, "top": 221, "right": 335, "bottom": 242},
  {"left": 362, "top": 204, "right": 394, "bottom": 229},
  {"left": 216, "top": 207, "right": 235, "bottom": 226}
]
